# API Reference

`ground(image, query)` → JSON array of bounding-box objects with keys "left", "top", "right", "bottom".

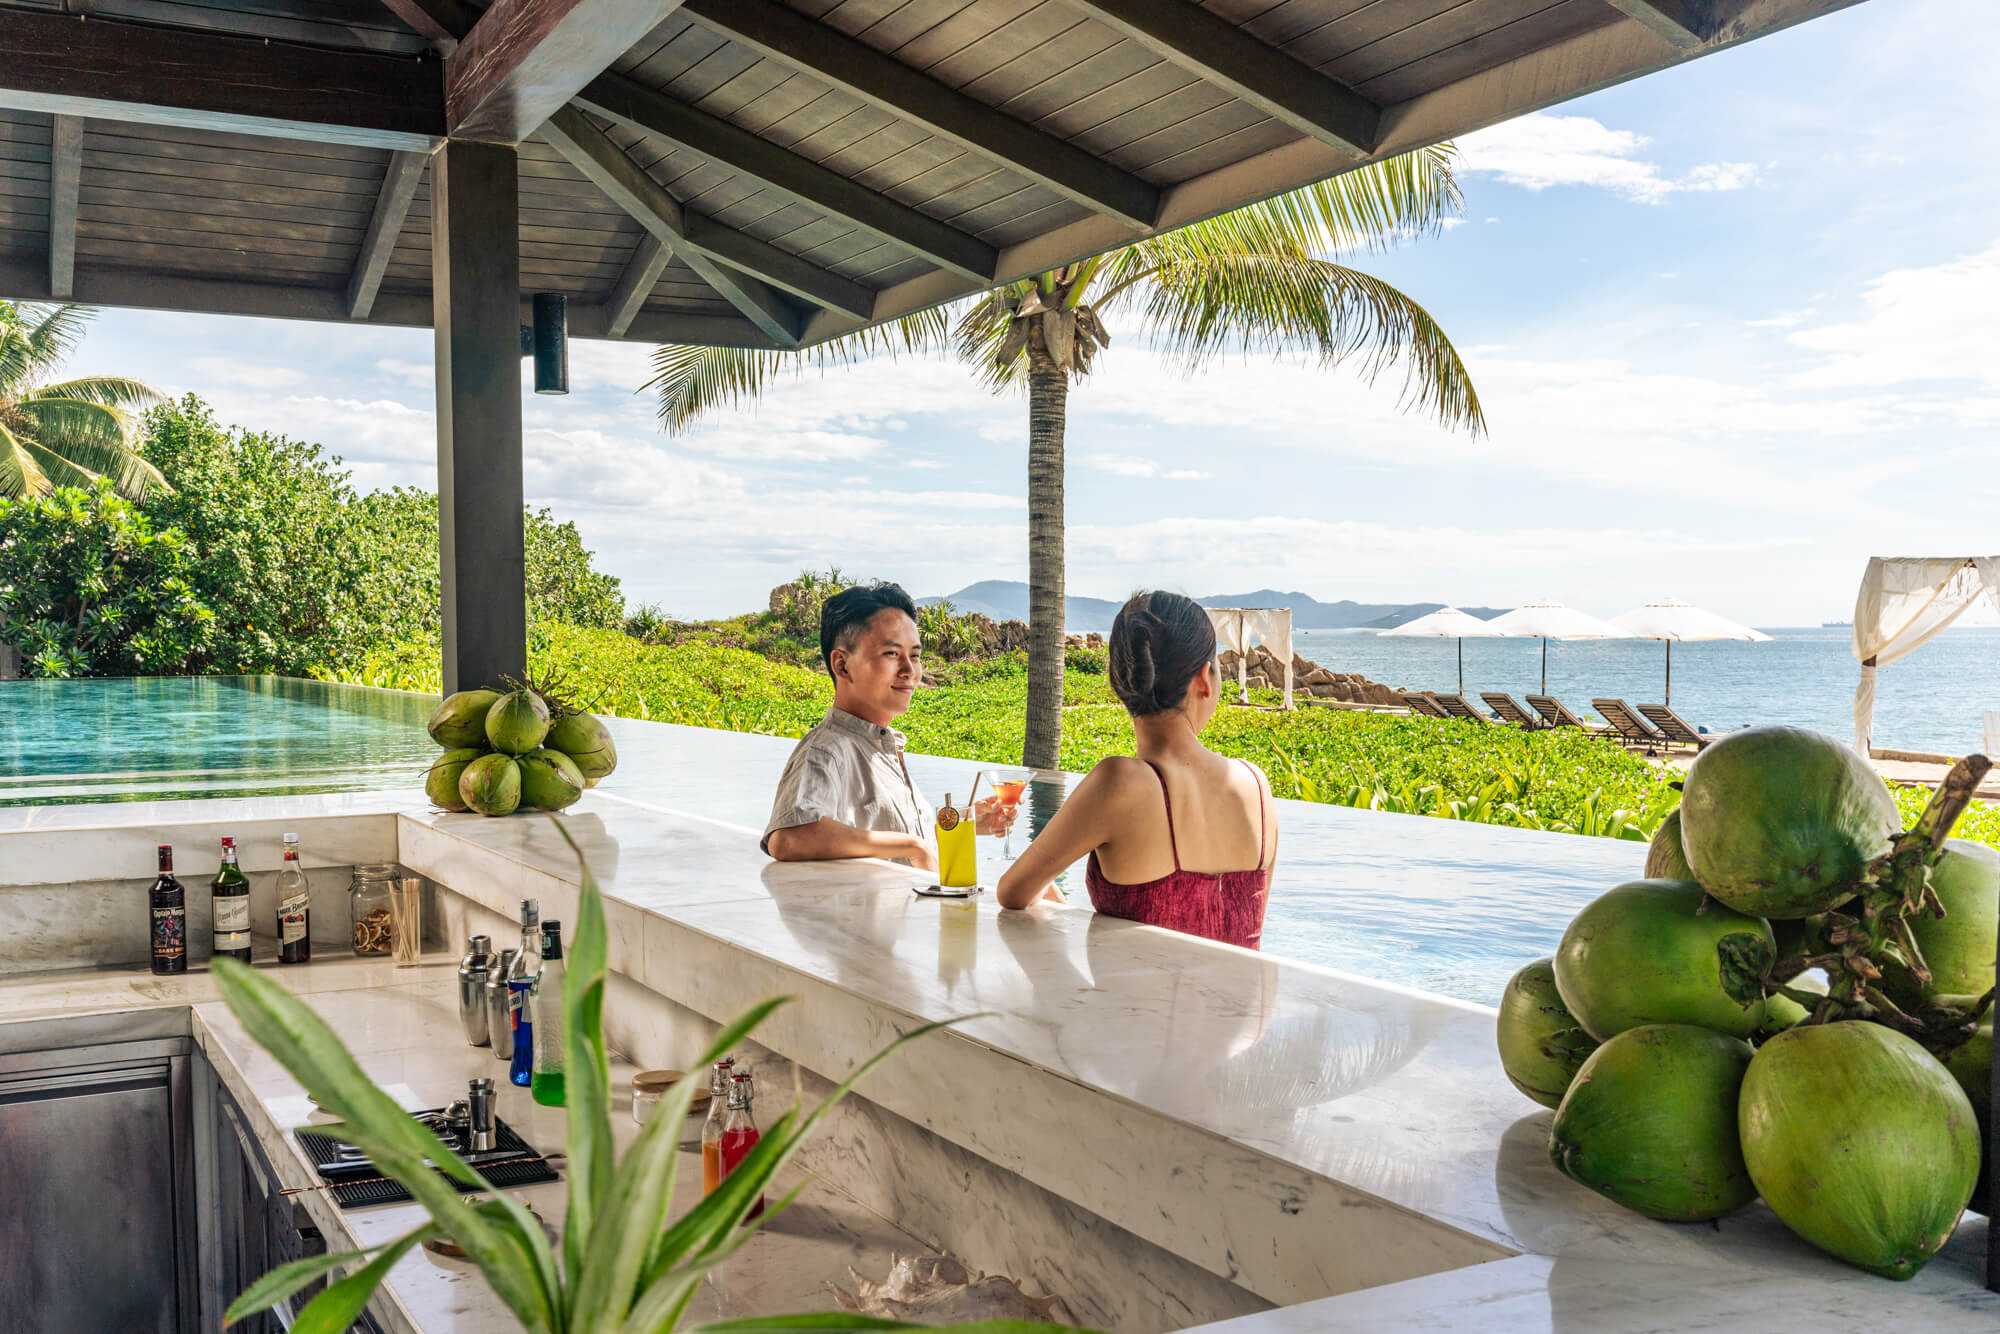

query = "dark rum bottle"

[
  {"left": 150, "top": 845, "right": 187, "bottom": 975},
  {"left": 211, "top": 836, "right": 252, "bottom": 964},
  {"left": 276, "top": 832, "right": 311, "bottom": 964}
]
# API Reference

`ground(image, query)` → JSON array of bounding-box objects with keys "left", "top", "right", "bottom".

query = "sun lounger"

[
  {"left": 1402, "top": 692, "right": 1454, "bottom": 720},
  {"left": 1433, "top": 693, "right": 1493, "bottom": 722},
  {"left": 1638, "top": 703, "right": 1714, "bottom": 750},
  {"left": 1481, "top": 693, "right": 1540, "bottom": 728},
  {"left": 1527, "top": 694, "right": 1593, "bottom": 730},
  {"left": 1592, "top": 698, "right": 1670, "bottom": 751}
]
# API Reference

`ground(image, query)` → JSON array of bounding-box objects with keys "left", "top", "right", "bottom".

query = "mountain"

[{"left": 921, "top": 582, "right": 1510, "bottom": 634}]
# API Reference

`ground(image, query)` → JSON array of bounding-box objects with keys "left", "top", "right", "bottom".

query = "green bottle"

[
  {"left": 210, "top": 837, "right": 252, "bottom": 964},
  {"left": 531, "top": 920, "right": 566, "bottom": 1107}
]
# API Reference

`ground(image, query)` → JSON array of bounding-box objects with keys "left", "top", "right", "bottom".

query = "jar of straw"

[{"left": 391, "top": 876, "right": 425, "bottom": 965}]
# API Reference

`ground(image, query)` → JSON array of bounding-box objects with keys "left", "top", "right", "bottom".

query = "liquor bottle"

[
  {"left": 699, "top": 1057, "right": 735, "bottom": 1195},
  {"left": 210, "top": 837, "right": 252, "bottom": 964},
  {"left": 507, "top": 977, "right": 535, "bottom": 1088},
  {"left": 276, "top": 832, "right": 311, "bottom": 965},
  {"left": 149, "top": 845, "right": 187, "bottom": 975},
  {"left": 718, "top": 1070, "right": 764, "bottom": 1220},
  {"left": 530, "top": 920, "right": 566, "bottom": 1106},
  {"left": 503, "top": 899, "right": 541, "bottom": 1065}
]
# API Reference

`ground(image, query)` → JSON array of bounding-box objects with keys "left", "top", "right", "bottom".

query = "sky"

[{"left": 67, "top": 0, "right": 2000, "bottom": 626}]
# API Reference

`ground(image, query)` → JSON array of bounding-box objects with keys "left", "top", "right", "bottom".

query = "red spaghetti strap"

[{"left": 1142, "top": 760, "right": 1182, "bottom": 871}]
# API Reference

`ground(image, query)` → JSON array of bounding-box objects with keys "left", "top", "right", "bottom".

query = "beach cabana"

[
  {"left": 1851, "top": 557, "right": 2000, "bottom": 754},
  {"left": 1610, "top": 598, "right": 1771, "bottom": 705}
]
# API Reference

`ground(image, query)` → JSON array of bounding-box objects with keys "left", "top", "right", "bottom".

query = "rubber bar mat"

[{"left": 297, "top": 1112, "right": 560, "bottom": 1209}]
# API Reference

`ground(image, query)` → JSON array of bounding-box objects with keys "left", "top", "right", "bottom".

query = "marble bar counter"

[{"left": 3, "top": 778, "right": 1996, "bottom": 1332}]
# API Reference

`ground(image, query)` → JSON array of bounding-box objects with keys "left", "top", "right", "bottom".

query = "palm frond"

[
  {"left": 10, "top": 304, "right": 94, "bottom": 388},
  {"left": 22, "top": 437, "right": 110, "bottom": 491},
  {"left": 1136, "top": 252, "right": 1485, "bottom": 433},
  {"left": 646, "top": 307, "right": 954, "bottom": 432},
  {"left": 0, "top": 420, "right": 53, "bottom": 497},
  {"left": 952, "top": 291, "right": 1031, "bottom": 392},
  {"left": 29, "top": 375, "right": 167, "bottom": 411},
  {"left": 15, "top": 399, "right": 170, "bottom": 498}
]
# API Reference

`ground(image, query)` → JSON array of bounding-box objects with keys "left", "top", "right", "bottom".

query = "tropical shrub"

[{"left": 0, "top": 480, "right": 216, "bottom": 676}]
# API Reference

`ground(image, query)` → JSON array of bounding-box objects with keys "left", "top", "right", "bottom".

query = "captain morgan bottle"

[
  {"left": 211, "top": 837, "right": 252, "bottom": 964},
  {"left": 150, "top": 845, "right": 187, "bottom": 975}
]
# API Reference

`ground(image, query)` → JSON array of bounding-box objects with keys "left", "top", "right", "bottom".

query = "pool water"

[{"left": 0, "top": 678, "right": 1644, "bottom": 1004}]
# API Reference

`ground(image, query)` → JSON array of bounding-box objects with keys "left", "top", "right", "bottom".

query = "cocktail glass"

[{"left": 990, "top": 771, "right": 1030, "bottom": 859}]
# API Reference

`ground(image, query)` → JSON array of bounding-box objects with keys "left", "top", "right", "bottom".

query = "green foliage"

[
  {"left": 210, "top": 821, "right": 1063, "bottom": 1334},
  {"left": 0, "top": 302, "right": 167, "bottom": 500},
  {"left": 139, "top": 396, "right": 366, "bottom": 675},
  {"left": 0, "top": 479, "right": 216, "bottom": 676}
]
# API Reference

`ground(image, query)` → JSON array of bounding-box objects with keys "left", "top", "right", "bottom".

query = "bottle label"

[
  {"left": 214, "top": 898, "right": 250, "bottom": 933},
  {"left": 279, "top": 891, "right": 309, "bottom": 944},
  {"left": 152, "top": 906, "right": 186, "bottom": 961}
]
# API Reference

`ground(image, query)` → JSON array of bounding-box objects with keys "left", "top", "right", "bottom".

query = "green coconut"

[
  {"left": 1644, "top": 807, "right": 1696, "bottom": 882},
  {"left": 459, "top": 752, "right": 522, "bottom": 817},
  {"left": 1740, "top": 1021, "right": 1980, "bottom": 1279},
  {"left": 1497, "top": 958, "right": 1600, "bottom": 1109},
  {"left": 424, "top": 746, "right": 484, "bottom": 812},
  {"left": 1554, "top": 879, "right": 1773, "bottom": 1041},
  {"left": 1549, "top": 1023, "right": 1757, "bottom": 1222},
  {"left": 428, "top": 688, "right": 500, "bottom": 749},
  {"left": 485, "top": 688, "right": 552, "bottom": 755},
  {"left": 1881, "top": 840, "right": 2000, "bottom": 1005},
  {"left": 1678, "top": 726, "right": 1900, "bottom": 919},
  {"left": 518, "top": 747, "right": 585, "bottom": 811},
  {"left": 1938, "top": 1013, "right": 1993, "bottom": 1212},
  {"left": 545, "top": 711, "right": 617, "bottom": 783}
]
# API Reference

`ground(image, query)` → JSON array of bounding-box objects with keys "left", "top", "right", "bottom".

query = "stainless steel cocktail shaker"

[
  {"left": 458, "top": 934, "right": 494, "bottom": 1046},
  {"left": 486, "top": 947, "right": 518, "bottom": 1061}
]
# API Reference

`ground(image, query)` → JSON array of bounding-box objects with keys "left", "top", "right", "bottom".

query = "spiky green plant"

[
  {"left": 0, "top": 303, "right": 166, "bottom": 499},
  {"left": 213, "top": 818, "right": 1076, "bottom": 1333},
  {"left": 646, "top": 148, "right": 1485, "bottom": 771}
]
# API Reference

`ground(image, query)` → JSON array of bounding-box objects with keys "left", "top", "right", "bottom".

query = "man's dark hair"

[{"left": 820, "top": 582, "right": 919, "bottom": 679}]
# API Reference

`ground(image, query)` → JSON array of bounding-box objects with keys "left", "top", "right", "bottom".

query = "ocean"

[{"left": 1287, "top": 625, "right": 2000, "bottom": 756}]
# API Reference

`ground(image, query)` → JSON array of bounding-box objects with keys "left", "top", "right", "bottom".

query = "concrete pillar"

[{"left": 432, "top": 139, "right": 526, "bottom": 695}]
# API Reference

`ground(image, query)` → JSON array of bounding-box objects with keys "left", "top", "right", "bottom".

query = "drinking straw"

[{"left": 965, "top": 771, "right": 984, "bottom": 812}]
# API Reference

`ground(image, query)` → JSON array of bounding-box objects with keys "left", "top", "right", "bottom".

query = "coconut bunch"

[
  {"left": 1497, "top": 726, "right": 1995, "bottom": 1281},
  {"left": 421, "top": 683, "right": 619, "bottom": 817}
]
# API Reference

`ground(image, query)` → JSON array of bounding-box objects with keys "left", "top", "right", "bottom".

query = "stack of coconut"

[
  {"left": 424, "top": 686, "right": 619, "bottom": 817},
  {"left": 1216, "top": 644, "right": 1406, "bottom": 705},
  {"left": 1497, "top": 725, "right": 1994, "bottom": 1281}
]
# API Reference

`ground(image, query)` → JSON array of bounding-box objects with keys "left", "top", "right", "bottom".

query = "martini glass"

[{"left": 989, "top": 770, "right": 1030, "bottom": 859}]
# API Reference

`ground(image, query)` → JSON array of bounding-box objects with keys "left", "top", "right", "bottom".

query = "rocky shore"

[{"left": 1217, "top": 643, "right": 1408, "bottom": 706}]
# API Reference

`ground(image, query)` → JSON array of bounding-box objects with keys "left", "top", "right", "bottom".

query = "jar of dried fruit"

[{"left": 348, "top": 864, "right": 398, "bottom": 955}]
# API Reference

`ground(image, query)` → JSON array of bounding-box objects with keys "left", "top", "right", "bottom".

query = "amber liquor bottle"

[
  {"left": 150, "top": 845, "right": 187, "bottom": 975},
  {"left": 276, "top": 832, "right": 311, "bottom": 964}
]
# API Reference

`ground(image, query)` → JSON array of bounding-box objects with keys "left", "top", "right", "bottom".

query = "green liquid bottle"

[{"left": 531, "top": 919, "right": 566, "bottom": 1107}]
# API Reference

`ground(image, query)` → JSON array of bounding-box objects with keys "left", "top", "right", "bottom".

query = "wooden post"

[{"left": 432, "top": 139, "right": 525, "bottom": 695}]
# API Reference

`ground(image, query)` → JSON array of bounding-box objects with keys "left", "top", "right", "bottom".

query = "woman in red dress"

[{"left": 996, "top": 591, "right": 1276, "bottom": 949}]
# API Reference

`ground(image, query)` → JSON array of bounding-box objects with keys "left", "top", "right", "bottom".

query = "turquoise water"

[
  {"left": 1293, "top": 625, "right": 2000, "bottom": 755},
  {"left": 0, "top": 676, "right": 436, "bottom": 805}
]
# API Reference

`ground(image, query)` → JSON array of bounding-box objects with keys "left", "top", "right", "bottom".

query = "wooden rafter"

[
  {"left": 683, "top": 0, "right": 1159, "bottom": 229},
  {"left": 0, "top": 10, "right": 442, "bottom": 151},
  {"left": 1604, "top": 0, "right": 1716, "bottom": 48},
  {"left": 47, "top": 116, "right": 82, "bottom": 301},
  {"left": 1068, "top": 0, "right": 1378, "bottom": 158},
  {"left": 604, "top": 233, "right": 671, "bottom": 337},
  {"left": 347, "top": 150, "right": 430, "bottom": 320},
  {"left": 446, "top": 0, "right": 687, "bottom": 141}
]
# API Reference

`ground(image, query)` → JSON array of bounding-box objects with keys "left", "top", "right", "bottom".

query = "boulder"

[
  {"left": 768, "top": 582, "right": 800, "bottom": 614},
  {"left": 999, "top": 620, "right": 1029, "bottom": 652}
]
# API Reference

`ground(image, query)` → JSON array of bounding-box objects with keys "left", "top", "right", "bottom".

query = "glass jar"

[{"left": 348, "top": 864, "right": 397, "bottom": 955}]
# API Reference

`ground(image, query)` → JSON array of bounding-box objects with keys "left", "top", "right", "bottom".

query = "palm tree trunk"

[{"left": 1022, "top": 338, "right": 1067, "bottom": 770}]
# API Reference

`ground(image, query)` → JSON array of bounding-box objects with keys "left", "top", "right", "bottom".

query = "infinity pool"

[{"left": 0, "top": 677, "right": 1642, "bottom": 1003}]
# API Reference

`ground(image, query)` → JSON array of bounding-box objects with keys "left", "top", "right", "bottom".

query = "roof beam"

[
  {"left": 377, "top": 0, "right": 483, "bottom": 50},
  {"left": 574, "top": 74, "right": 998, "bottom": 282},
  {"left": 0, "top": 11, "right": 442, "bottom": 151},
  {"left": 1067, "top": 0, "right": 1377, "bottom": 158},
  {"left": 683, "top": 0, "right": 1159, "bottom": 229},
  {"left": 604, "top": 233, "right": 671, "bottom": 337},
  {"left": 1603, "top": 0, "right": 1716, "bottom": 48},
  {"left": 446, "top": 0, "right": 687, "bottom": 141},
  {"left": 47, "top": 116, "right": 81, "bottom": 301},
  {"left": 539, "top": 107, "right": 825, "bottom": 345},
  {"left": 346, "top": 150, "right": 430, "bottom": 320}
]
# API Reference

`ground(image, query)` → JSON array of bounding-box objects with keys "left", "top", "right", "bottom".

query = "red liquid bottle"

[
  {"left": 699, "top": 1057, "right": 734, "bottom": 1196},
  {"left": 718, "top": 1071, "right": 763, "bottom": 1221}
]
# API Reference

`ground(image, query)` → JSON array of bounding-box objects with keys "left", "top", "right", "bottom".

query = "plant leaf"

[
  {"left": 221, "top": 1225, "right": 430, "bottom": 1326},
  {"left": 546, "top": 815, "right": 615, "bottom": 1288},
  {"left": 286, "top": 1224, "right": 439, "bottom": 1334},
  {"left": 619, "top": 1184, "right": 808, "bottom": 1334}
]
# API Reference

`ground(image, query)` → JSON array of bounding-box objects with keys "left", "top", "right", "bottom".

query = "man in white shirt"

[{"left": 764, "top": 582, "right": 1013, "bottom": 869}]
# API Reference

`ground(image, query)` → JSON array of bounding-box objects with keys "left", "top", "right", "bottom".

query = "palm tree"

[
  {"left": 0, "top": 302, "right": 167, "bottom": 500},
  {"left": 648, "top": 148, "right": 1486, "bottom": 769}
]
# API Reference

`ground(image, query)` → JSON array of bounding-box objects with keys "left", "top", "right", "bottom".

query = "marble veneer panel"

[{"left": 432, "top": 884, "right": 1269, "bottom": 1332}]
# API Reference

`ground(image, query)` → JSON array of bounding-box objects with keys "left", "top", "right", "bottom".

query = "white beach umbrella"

[
  {"left": 1611, "top": 598, "right": 1772, "bottom": 705},
  {"left": 1378, "top": 607, "right": 1504, "bottom": 694},
  {"left": 1484, "top": 600, "right": 1635, "bottom": 694}
]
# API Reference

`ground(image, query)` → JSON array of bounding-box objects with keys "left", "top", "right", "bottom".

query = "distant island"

[{"left": 919, "top": 581, "right": 1510, "bottom": 635}]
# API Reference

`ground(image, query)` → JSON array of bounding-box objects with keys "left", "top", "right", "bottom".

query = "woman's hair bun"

[{"left": 1108, "top": 591, "right": 1215, "bottom": 717}]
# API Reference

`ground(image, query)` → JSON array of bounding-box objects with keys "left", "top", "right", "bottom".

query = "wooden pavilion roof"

[{"left": 0, "top": 0, "right": 1861, "bottom": 349}]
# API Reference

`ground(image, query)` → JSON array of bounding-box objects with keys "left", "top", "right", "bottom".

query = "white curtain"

[
  {"left": 1206, "top": 608, "right": 1294, "bottom": 709},
  {"left": 1851, "top": 556, "right": 2000, "bottom": 752}
]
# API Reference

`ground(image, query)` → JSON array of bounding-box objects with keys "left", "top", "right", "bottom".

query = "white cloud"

[
  {"left": 374, "top": 359, "right": 432, "bottom": 387},
  {"left": 1456, "top": 114, "right": 1758, "bottom": 204},
  {"left": 1785, "top": 241, "right": 2000, "bottom": 389},
  {"left": 905, "top": 456, "right": 948, "bottom": 470},
  {"left": 1745, "top": 308, "right": 1817, "bottom": 328},
  {"left": 188, "top": 357, "right": 306, "bottom": 389},
  {"left": 1083, "top": 453, "right": 1212, "bottom": 481}
]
